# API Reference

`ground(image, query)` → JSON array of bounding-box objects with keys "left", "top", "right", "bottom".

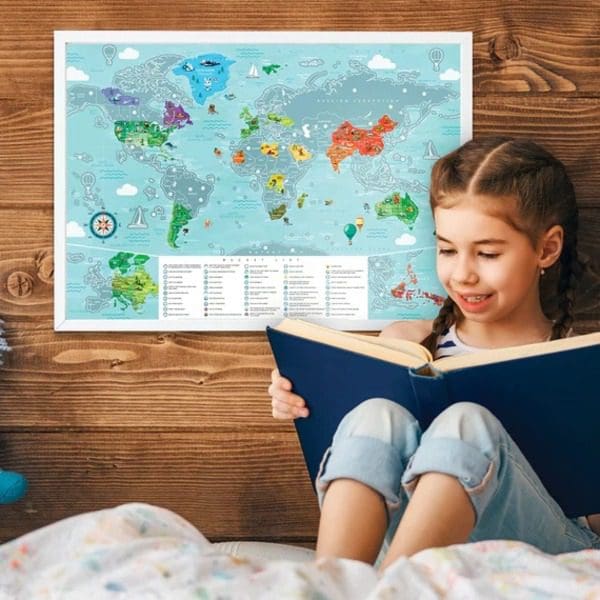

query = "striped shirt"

[
  {"left": 435, "top": 323, "right": 573, "bottom": 359},
  {"left": 435, "top": 324, "right": 483, "bottom": 359}
]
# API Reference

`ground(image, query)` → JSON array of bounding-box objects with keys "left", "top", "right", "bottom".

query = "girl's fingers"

[
  {"left": 271, "top": 397, "right": 309, "bottom": 419},
  {"left": 269, "top": 390, "right": 305, "bottom": 410},
  {"left": 267, "top": 382, "right": 304, "bottom": 405},
  {"left": 270, "top": 369, "right": 292, "bottom": 390},
  {"left": 269, "top": 369, "right": 307, "bottom": 419}
]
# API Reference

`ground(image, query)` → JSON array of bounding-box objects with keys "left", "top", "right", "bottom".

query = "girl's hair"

[{"left": 421, "top": 136, "right": 586, "bottom": 355}]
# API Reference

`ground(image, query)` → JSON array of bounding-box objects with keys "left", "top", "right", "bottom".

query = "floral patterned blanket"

[{"left": 1, "top": 503, "right": 599, "bottom": 599}]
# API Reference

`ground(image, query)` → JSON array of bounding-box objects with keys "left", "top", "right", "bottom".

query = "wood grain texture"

[
  {"left": 0, "top": 432, "right": 320, "bottom": 543},
  {"left": 0, "top": 0, "right": 598, "bottom": 545},
  {"left": 0, "top": 0, "right": 598, "bottom": 98}
]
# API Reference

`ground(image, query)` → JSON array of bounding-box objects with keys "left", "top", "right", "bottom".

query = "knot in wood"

[
  {"left": 489, "top": 34, "right": 521, "bottom": 64},
  {"left": 7, "top": 271, "right": 34, "bottom": 297},
  {"left": 37, "top": 255, "right": 54, "bottom": 284}
]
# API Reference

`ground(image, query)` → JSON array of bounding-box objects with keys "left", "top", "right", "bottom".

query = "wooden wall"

[{"left": 0, "top": 0, "right": 598, "bottom": 545}]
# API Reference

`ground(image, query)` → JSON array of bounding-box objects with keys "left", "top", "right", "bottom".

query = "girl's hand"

[{"left": 269, "top": 368, "right": 310, "bottom": 419}]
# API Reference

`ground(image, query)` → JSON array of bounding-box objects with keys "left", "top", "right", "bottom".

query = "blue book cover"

[{"left": 266, "top": 322, "right": 599, "bottom": 518}]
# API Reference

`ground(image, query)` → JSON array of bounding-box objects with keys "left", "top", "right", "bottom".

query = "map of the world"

[{"left": 55, "top": 31, "right": 472, "bottom": 331}]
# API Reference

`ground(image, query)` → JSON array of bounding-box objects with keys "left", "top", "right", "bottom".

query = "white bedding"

[{"left": 0, "top": 503, "right": 598, "bottom": 599}]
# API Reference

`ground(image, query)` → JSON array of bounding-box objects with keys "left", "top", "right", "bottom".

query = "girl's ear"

[{"left": 538, "top": 225, "right": 564, "bottom": 269}]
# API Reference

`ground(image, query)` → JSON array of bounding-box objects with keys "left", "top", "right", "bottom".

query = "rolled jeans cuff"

[
  {"left": 316, "top": 435, "right": 405, "bottom": 515},
  {"left": 401, "top": 437, "right": 496, "bottom": 524}
]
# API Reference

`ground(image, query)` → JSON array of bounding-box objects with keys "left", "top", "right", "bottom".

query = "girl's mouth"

[{"left": 455, "top": 293, "right": 494, "bottom": 312}]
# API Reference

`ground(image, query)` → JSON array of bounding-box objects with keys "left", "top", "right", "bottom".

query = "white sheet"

[{"left": 0, "top": 503, "right": 598, "bottom": 599}]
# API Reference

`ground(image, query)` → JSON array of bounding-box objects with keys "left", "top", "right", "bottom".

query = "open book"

[{"left": 266, "top": 319, "right": 600, "bottom": 518}]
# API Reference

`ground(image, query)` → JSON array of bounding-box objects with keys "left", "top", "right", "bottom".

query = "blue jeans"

[{"left": 316, "top": 399, "right": 600, "bottom": 558}]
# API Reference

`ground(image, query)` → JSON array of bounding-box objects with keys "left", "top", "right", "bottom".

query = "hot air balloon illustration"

[
  {"left": 102, "top": 44, "right": 117, "bottom": 66},
  {"left": 355, "top": 216, "right": 365, "bottom": 232},
  {"left": 428, "top": 47, "right": 444, "bottom": 72},
  {"left": 344, "top": 223, "right": 357, "bottom": 245}
]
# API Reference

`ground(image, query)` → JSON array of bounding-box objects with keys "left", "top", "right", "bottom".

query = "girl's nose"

[{"left": 451, "top": 257, "right": 479, "bottom": 285}]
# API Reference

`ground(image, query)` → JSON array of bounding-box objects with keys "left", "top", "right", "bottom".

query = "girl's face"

[{"left": 434, "top": 200, "right": 543, "bottom": 326}]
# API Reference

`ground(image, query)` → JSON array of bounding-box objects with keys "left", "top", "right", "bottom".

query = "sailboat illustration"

[
  {"left": 128, "top": 205, "right": 149, "bottom": 229},
  {"left": 423, "top": 140, "right": 440, "bottom": 160},
  {"left": 247, "top": 64, "right": 260, "bottom": 79}
]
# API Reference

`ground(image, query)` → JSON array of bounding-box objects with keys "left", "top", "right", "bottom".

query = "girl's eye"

[
  {"left": 437, "top": 248, "right": 455, "bottom": 255},
  {"left": 479, "top": 253, "right": 499, "bottom": 259}
]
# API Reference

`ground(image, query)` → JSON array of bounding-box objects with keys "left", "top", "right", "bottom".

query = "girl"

[{"left": 268, "top": 137, "right": 600, "bottom": 571}]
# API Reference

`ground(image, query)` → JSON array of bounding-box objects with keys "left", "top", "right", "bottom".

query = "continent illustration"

[
  {"left": 327, "top": 115, "right": 397, "bottom": 172},
  {"left": 172, "top": 53, "right": 236, "bottom": 105},
  {"left": 108, "top": 252, "right": 158, "bottom": 312},
  {"left": 375, "top": 192, "right": 419, "bottom": 228},
  {"left": 390, "top": 263, "right": 444, "bottom": 306}
]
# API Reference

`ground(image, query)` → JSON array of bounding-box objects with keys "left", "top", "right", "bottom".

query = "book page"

[
  {"left": 274, "top": 319, "right": 431, "bottom": 367},
  {"left": 432, "top": 332, "right": 600, "bottom": 371}
]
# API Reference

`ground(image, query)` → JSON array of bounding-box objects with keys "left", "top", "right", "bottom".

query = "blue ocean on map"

[{"left": 64, "top": 39, "right": 465, "bottom": 323}]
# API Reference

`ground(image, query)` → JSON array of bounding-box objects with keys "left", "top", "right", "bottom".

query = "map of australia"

[{"left": 59, "top": 32, "right": 470, "bottom": 327}]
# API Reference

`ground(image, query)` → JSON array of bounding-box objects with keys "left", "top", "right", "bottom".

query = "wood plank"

[
  {"left": 0, "top": 0, "right": 598, "bottom": 97},
  {"left": 2, "top": 98, "right": 600, "bottom": 208},
  {"left": 0, "top": 432, "right": 320, "bottom": 544},
  {"left": 0, "top": 311, "right": 597, "bottom": 429}
]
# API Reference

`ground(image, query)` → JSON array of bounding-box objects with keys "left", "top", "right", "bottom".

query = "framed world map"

[{"left": 54, "top": 30, "right": 472, "bottom": 331}]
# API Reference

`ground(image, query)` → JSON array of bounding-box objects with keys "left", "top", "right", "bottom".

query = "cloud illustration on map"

[
  {"left": 66, "top": 221, "right": 86, "bottom": 238},
  {"left": 368, "top": 54, "right": 396, "bottom": 70},
  {"left": 116, "top": 183, "right": 138, "bottom": 196},
  {"left": 66, "top": 66, "right": 89, "bottom": 81},
  {"left": 440, "top": 68, "right": 461, "bottom": 81},
  {"left": 395, "top": 233, "right": 416, "bottom": 246},
  {"left": 119, "top": 47, "right": 140, "bottom": 60}
]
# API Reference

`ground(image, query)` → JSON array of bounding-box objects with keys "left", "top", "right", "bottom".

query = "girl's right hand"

[{"left": 269, "top": 368, "right": 310, "bottom": 419}]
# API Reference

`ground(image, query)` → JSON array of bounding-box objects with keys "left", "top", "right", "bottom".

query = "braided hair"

[
  {"left": 550, "top": 228, "right": 586, "bottom": 339},
  {"left": 420, "top": 297, "right": 458, "bottom": 356},
  {"left": 421, "top": 137, "right": 586, "bottom": 355}
]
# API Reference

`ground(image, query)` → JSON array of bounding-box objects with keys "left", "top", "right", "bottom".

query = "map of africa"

[{"left": 56, "top": 31, "right": 471, "bottom": 330}]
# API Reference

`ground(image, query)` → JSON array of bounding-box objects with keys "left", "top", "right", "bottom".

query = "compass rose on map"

[{"left": 90, "top": 211, "right": 117, "bottom": 239}]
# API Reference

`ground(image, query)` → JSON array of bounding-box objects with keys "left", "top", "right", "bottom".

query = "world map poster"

[{"left": 54, "top": 31, "right": 472, "bottom": 331}]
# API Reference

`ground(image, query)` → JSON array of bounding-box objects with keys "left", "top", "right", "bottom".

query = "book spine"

[{"left": 408, "top": 366, "right": 451, "bottom": 429}]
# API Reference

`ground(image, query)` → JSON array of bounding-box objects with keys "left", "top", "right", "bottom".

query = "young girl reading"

[{"left": 268, "top": 137, "right": 600, "bottom": 570}]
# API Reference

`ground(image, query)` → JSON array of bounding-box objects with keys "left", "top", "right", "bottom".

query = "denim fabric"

[{"left": 316, "top": 399, "right": 600, "bottom": 559}]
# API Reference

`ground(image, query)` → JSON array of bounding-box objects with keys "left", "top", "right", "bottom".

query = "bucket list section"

[{"left": 160, "top": 256, "right": 368, "bottom": 322}]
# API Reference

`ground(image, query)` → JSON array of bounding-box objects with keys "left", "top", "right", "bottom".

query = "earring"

[{"left": 540, "top": 268, "right": 546, "bottom": 275}]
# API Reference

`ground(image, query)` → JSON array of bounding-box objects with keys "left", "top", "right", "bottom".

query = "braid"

[
  {"left": 421, "top": 296, "right": 458, "bottom": 355},
  {"left": 551, "top": 237, "right": 585, "bottom": 340}
]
